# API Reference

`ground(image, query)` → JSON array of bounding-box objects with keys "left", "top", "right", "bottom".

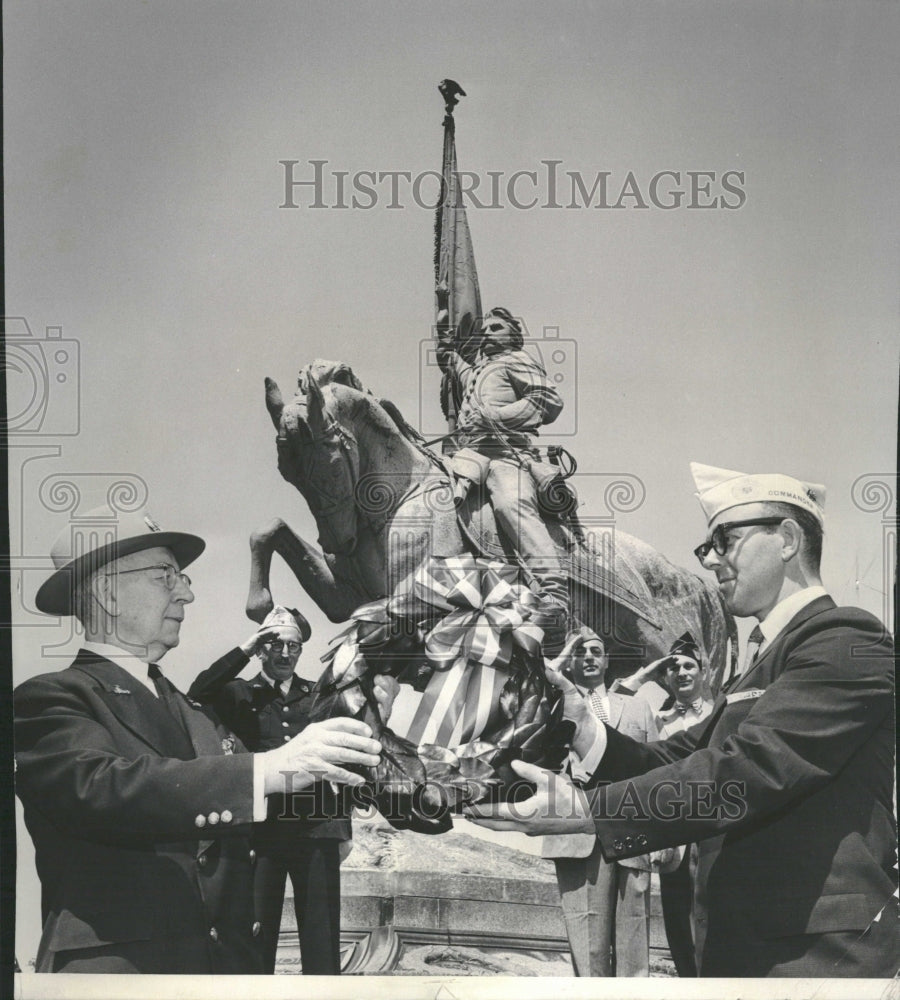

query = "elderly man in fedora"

[
  {"left": 189, "top": 607, "right": 397, "bottom": 974},
  {"left": 14, "top": 508, "right": 382, "bottom": 974},
  {"left": 469, "top": 464, "right": 898, "bottom": 978}
]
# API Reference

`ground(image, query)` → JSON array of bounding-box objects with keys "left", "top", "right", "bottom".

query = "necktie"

[
  {"left": 588, "top": 689, "right": 609, "bottom": 722},
  {"left": 742, "top": 625, "right": 764, "bottom": 675},
  {"left": 148, "top": 663, "right": 177, "bottom": 712},
  {"left": 675, "top": 698, "right": 705, "bottom": 715},
  {"left": 148, "top": 664, "right": 194, "bottom": 756}
]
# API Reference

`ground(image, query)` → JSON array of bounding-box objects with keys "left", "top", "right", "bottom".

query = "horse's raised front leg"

[{"left": 247, "top": 517, "right": 361, "bottom": 623}]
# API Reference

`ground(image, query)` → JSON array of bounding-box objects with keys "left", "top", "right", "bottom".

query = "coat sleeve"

[
  {"left": 495, "top": 353, "right": 563, "bottom": 430},
  {"left": 15, "top": 671, "right": 257, "bottom": 845},
  {"left": 187, "top": 647, "right": 251, "bottom": 730},
  {"left": 588, "top": 616, "right": 894, "bottom": 860}
]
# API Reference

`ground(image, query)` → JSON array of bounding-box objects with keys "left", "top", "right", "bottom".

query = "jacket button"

[
  {"left": 283, "top": 734, "right": 290, "bottom": 742},
  {"left": 283, "top": 705, "right": 289, "bottom": 712},
  {"left": 251, "top": 921, "right": 261, "bottom": 937},
  {"left": 636, "top": 834, "right": 648, "bottom": 847},
  {"left": 613, "top": 839, "right": 625, "bottom": 852},
  {"left": 281, "top": 720, "right": 289, "bottom": 728},
  {"left": 221, "top": 810, "right": 233, "bottom": 824},
  {"left": 195, "top": 814, "right": 207, "bottom": 828},
  {"left": 209, "top": 927, "right": 218, "bottom": 942},
  {"left": 198, "top": 855, "right": 208, "bottom": 868},
  {"left": 249, "top": 849, "right": 257, "bottom": 863},
  {"left": 208, "top": 812, "right": 220, "bottom": 826},
  {"left": 624, "top": 837, "right": 634, "bottom": 849}
]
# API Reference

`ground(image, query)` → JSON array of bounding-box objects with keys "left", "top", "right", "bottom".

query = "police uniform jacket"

[
  {"left": 14, "top": 652, "right": 264, "bottom": 974},
  {"left": 189, "top": 648, "right": 351, "bottom": 853},
  {"left": 584, "top": 597, "right": 898, "bottom": 977}
]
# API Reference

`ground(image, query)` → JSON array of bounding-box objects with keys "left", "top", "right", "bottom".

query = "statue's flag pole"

[{"left": 434, "top": 80, "right": 482, "bottom": 436}]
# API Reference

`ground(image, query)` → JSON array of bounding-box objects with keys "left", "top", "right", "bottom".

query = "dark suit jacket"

[
  {"left": 14, "top": 652, "right": 265, "bottom": 974},
  {"left": 585, "top": 597, "right": 898, "bottom": 977},
  {"left": 188, "top": 649, "right": 351, "bottom": 849}
]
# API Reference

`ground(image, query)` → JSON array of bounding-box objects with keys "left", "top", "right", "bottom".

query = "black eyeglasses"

[
  {"left": 262, "top": 639, "right": 302, "bottom": 655},
  {"left": 693, "top": 517, "right": 786, "bottom": 564},
  {"left": 115, "top": 564, "right": 192, "bottom": 590}
]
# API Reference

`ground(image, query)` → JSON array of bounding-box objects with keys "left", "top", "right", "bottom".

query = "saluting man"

[
  {"left": 541, "top": 626, "right": 659, "bottom": 977},
  {"left": 468, "top": 463, "right": 899, "bottom": 978},
  {"left": 190, "top": 607, "right": 397, "bottom": 974},
  {"left": 15, "top": 508, "right": 382, "bottom": 974}
]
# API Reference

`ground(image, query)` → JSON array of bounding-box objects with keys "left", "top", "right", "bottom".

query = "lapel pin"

[{"left": 111, "top": 685, "right": 132, "bottom": 695}]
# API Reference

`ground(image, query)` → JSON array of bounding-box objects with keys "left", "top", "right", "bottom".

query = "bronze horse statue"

[{"left": 247, "top": 361, "right": 736, "bottom": 688}]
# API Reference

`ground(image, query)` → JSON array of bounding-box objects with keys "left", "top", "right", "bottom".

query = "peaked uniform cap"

[
  {"left": 35, "top": 506, "right": 206, "bottom": 616},
  {"left": 690, "top": 462, "right": 826, "bottom": 526}
]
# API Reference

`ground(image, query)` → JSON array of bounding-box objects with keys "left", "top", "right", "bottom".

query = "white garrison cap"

[
  {"left": 259, "top": 604, "right": 311, "bottom": 642},
  {"left": 690, "top": 462, "right": 826, "bottom": 526}
]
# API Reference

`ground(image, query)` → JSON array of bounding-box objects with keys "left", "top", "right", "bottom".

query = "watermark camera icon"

[
  {"left": 417, "top": 322, "right": 578, "bottom": 438},
  {"left": 2, "top": 316, "right": 80, "bottom": 436}
]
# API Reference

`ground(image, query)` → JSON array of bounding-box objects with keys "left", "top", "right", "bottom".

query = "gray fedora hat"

[{"left": 35, "top": 506, "right": 205, "bottom": 616}]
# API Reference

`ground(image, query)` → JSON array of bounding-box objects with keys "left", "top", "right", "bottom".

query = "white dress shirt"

[
  {"left": 755, "top": 585, "right": 828, "bottom": 657},
  {"left": 82, "top": 640, "right": 158, "bottom": 695}
]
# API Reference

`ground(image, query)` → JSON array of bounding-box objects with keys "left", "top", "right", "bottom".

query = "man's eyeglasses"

[
  {"left": 115, "top": 564, "right": 192, "bottom": 590},
  {"left": 262, "top": 640, "right": 302, "bottom": 655},
  {"left": 693, "top": 518, "right": 786, "bottom": 564}
]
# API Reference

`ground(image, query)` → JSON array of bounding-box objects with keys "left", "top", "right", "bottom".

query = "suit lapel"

[
  {"left": 72, "top": 653, "right": 220, "bottom": 859},
  {"left": 73, "top": 654, "right": 188, "bottom": 757},
  {"left": 171, "top": 684, "right": 226, "bottom": 758},
  {"left": 607, "top": 691, "right": 625, "bottom": 728},
  {"left": 731, "top": 595, "right": 837, "bottom": 693}
]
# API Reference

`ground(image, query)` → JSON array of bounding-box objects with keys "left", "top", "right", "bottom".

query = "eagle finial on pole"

[{"left": 438, "top": 79, "right": 466, "bottom": 117}]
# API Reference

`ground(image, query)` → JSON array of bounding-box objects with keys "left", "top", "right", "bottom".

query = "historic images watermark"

[
  {"left": 275, "top": 772, "right": 749, "bottom": 825},
  {"left": 279, "top": 159, "right": 747, "bottom": 211},
  {"left": 2, "top": 317, "right": 80, "bottom": 438}
]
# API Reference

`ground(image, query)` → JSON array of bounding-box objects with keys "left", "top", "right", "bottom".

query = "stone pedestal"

[{"left": 273, "top": 819, "right": 673, "bottom": 976}]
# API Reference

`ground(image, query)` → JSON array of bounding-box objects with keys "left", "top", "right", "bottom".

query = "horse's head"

[{"left": 265, "top": 368, "right": 361, "bottom": 557}]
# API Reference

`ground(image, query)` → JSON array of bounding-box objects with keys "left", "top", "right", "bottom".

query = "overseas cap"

[
  {"left": 668, "top": 631, "right": 700, "bottom": 661},
  {"left": 259, "top": 604, "right": 311, "bottom": 643},
  {"left": 690, "top": 462, "right": 825, "bottom": 527}
]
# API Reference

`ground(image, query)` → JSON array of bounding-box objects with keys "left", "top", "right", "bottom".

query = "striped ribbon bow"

[
  {"left": 398, "top": 556, "right": 547, "bottom": 747},
  {"left": 414, "top": 555, "right": 544, "bottom": 670}
]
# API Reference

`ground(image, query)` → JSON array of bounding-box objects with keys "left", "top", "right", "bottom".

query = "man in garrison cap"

[
  {"left": 14, "top": 508, "right": 382, "bottom": 974},
  {"left": 468, "top": 464, "right": 898, "bottom": 978},
  {"left": 541, "top": 626, "right": 661, "bottom": 977},
  {"left": 189, "top": 606, "right": 397, "bottom": 974}
]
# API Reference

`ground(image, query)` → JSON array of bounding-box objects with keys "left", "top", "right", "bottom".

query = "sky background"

[{"left": 5, "top": 0, "right": 898, "bottom": 975}]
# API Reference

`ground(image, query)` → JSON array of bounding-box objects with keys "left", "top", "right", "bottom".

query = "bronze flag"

[{"left": 434, "top": 80, "right": 482, "bottom": 430}]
